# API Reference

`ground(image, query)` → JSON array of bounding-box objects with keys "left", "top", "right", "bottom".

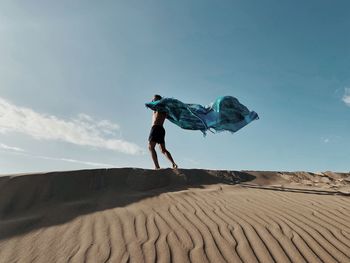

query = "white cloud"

[
  {"left": 0, "top": 97, "right": 143, "bottom": 155},
  {"left": 0, "top": 142, "right": 25, "bottom": 152},
  {"left": 342, "top": 88, "right": 350, "bottom": 106}
]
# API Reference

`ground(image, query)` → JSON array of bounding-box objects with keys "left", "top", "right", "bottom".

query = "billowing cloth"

[{"left": 145, "top": 96, "right": 259, "bottom": 136}]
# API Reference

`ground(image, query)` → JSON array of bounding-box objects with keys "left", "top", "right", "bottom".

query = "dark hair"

[{"left": 153, "top": 94, "right": 162, "bottom": 101}]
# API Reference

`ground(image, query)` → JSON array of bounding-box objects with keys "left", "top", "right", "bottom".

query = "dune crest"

[{"left": 1, "top": 168, "right": 350, "bottom": 262}]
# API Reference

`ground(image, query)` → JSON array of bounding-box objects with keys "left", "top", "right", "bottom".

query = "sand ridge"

[{"left": 0, "top": 168, "right": 350, "bottom": 262}]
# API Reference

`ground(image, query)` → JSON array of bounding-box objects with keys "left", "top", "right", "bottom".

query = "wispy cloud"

[
  {"left": 34, "top": 155, "right": 115, "bottom": 167},
  {"left": 0, "top": 97, "right": 143, "bottom": 155},
  {"left": 321, "top": 135, "right": 341, "bottom": 144},
  {"left": 183, "top": 157, "right": 200, "bottom": 166},
  {"left": 0, "top": 143, "right": 25, "bottom": 152},
  {"left": 0, "top": 144, "right": 114, "bottom": 167},
  {"left": 342, "top": 88, "right": 350, "bottom": 106}
]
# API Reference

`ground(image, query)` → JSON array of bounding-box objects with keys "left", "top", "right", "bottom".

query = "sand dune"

[{"left": 1, "top": 168, "right": 350, "bottom": 262}]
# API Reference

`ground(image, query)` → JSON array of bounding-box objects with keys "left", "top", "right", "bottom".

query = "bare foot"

[{"left": 172, "top": 163, "right": 178, "bottom": 169}]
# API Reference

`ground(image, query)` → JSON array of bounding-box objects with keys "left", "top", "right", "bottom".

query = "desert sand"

[{"left": 1, "top": 168, "right": 350, "bottom": 263}]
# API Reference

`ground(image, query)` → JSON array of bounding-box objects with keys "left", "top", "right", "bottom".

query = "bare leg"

[
  {"left": 148, "top": 141, "right": 160, "bottom": 169},
  {"left": 159, "top": 143, "right": 178, "bottom": 169}
]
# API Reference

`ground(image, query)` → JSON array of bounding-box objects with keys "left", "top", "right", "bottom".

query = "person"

[{"left": 148, "top": 94, "right": 178, "bottom": 169}]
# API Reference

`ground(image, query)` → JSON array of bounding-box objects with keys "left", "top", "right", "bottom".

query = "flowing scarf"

[{"left": 145, "top": 96, "right": 259, "bottom": 136}]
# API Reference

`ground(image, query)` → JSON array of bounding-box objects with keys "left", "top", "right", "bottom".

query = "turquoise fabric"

[{"left": 145, "top": 96, "right": 259, "bottom": 136}]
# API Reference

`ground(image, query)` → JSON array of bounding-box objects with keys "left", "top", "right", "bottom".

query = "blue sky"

[{"left": 0, "top": 0, "right": 349, "bottom": 174}]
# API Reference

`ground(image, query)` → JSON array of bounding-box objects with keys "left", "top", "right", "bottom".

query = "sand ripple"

[{"left": 0, "top": 169, "right": 349, "bottom": 262}]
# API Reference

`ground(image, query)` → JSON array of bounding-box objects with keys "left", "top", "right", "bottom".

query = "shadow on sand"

[
  {"left": 241, "top": 183, "right": 350, "bottom": 196},
  {"left": 0, "top": 168, "right": 255, "bottom": 240}
]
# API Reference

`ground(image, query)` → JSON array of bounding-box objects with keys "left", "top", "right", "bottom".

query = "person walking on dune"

[
  {"left": 148, "top": 94, "right": 178, "bottom": 170},
  {"left": 146, "top": 94, "right": 258, "bottom": 169}
]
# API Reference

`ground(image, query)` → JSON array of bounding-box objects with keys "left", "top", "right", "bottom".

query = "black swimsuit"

[{"left": 148, "top": 125, "right": 165, "bottom": 144}]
